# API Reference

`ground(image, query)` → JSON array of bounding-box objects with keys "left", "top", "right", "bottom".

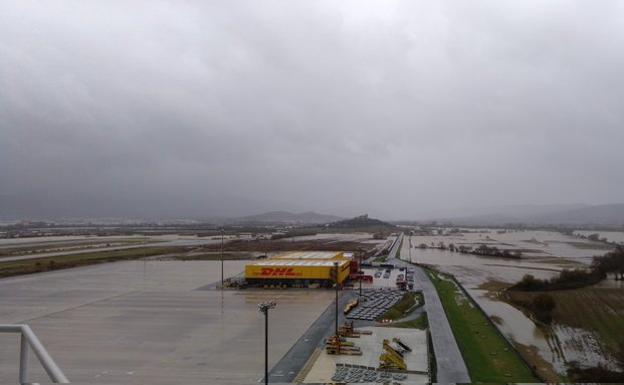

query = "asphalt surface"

[
  {"left": 268, "top": 289, "right": 358, "bottom": 383},
  {"left": 0, "top": 260, "right": 334, "bottom": 384},
  {"left": 412, "top": 265, "right": 471, "bottom": 383},
  {"left": 392, "top": 235, "right": 471, "bottom": 383}
]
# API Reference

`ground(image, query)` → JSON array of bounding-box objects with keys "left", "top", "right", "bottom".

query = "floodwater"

[
  {"left": 574, "top": 230, "right": 624, "bottom": 245},
  {"left": 401, "top": 230, "right": 618, "bottom": 375}
]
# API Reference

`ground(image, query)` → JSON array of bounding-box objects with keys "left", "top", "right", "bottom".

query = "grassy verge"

[
  {"left": 373, "top": 255, "right": 388, "bottom": 263},
  {"left": 0, "top": 246, "right": 188, "bottom": 278},
  {"left": 427, "top": 269, "right": 538, "bottom": 382},
  {"left": 391, "top": 313, "right": 428, "bottom": 329},
  {"left": 395, "top": 236, "right": 403, "bottom": 259},
  {"left": 379, "top": 292, "right": 423, "bottom": 320}
]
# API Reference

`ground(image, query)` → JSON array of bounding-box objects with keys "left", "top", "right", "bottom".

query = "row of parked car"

[{"left": 373, "top": 268, "right": 392, "bottom": 279}]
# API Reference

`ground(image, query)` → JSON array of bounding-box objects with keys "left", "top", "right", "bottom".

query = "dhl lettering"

[{"left": 258, "top": 267, "right": 302, "bottom": 277}]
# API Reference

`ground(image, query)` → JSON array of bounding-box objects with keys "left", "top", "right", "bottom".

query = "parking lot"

[
  {"left": 346, "top": 289, "right": 404, "bottom": 321},
  {"left": 360, "top": 266, "right": 419, "bottom": 290}
]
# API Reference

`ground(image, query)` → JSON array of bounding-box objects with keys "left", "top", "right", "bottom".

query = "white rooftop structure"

[
  {"left": 247, "top": 259, "right": 350, "bottom": 267},
  {"left": 270, "top": 251, "right": 344, "bottom": 260}
]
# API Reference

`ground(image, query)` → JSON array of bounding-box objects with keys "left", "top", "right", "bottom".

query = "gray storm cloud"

[{"left": 1, "top": 0, "right": 623, "bottom": 220}]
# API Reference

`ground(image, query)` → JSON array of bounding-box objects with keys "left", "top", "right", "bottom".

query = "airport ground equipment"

[
  {"left": 343, "top": 298, "right": 359, "bottom": 314},
  {"left": 379, "top": 339, "right": 407, "bottom": 371},
  {"left": 325, "top": 335, "right": 362, "bottom": 355},
  {"left": 338, "top": 321, "right": 373, "bottom": 338},
  {"left": 0, "top": 324, "right": 69, "bottom": 383},
  {"left": 392, "top": 337, "right": 412, "bottom": 352}
]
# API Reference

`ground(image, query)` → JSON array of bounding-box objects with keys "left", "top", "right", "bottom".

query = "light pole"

[
  {"left": 220, "top": 228, "right": 224, "bottom": 290},
  {"left": 258, "top": 301, "right": 276, "bottom": 385},
  {"left": 358, "top": 251, "right": 363, "bottom": 297},
  {"left": 334, "top": 261, "right": 339, "bottom": 337}
]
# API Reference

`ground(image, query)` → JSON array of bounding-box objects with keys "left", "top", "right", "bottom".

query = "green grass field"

[
  {"left": 0, "top": 246, "right": 187, "bottom": 278},
  {"left": 379, "top": 291, "right": 423, "bottom": 320},
  {"left": 427, "top": 269, "right": 539, "bottom": 382},
  {"left": 391, "top": 313, "right": 428, "bottom": 330}
]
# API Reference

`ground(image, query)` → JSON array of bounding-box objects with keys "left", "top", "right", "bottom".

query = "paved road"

[
  {"left": 412, "top": 265, "right": 471, "bottom": 383},
  {"left": 387, "top": 232, "right": 403, "bottom": 260},
  {"left": 391, "top": 236, "right": 471, "bottom": 383}
]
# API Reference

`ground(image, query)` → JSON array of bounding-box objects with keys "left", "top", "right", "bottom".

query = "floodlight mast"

[{"left": 258, "top": 301, "right": 276, "bottom": 385}]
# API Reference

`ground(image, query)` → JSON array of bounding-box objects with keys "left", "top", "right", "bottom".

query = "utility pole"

[
  {"left": 220, "top": 228, "right": 224, "bottom": 290},
  {"left": 258, "top": 301, "right": 276, "bottom": 385},
  {"left": 334, "top": 261, "right": 339, "bottom": 337},
  {"left": 358, "top": 251, "right": 363, "bottom": 297}
]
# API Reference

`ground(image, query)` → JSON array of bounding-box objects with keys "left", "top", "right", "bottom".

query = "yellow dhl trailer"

[{"left": 245, "top": 259, "right": 350, "bottom": 284}]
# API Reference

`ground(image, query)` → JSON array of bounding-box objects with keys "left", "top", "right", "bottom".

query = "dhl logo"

[{"left": 258, "top": 267, "right": 302, "bottom": 277}]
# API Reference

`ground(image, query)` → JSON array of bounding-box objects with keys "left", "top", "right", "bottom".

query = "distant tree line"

[
  {"left": 416, "top": 241, "right": 522, "bottom": 259},
  {"left": 512, "top": 246, "right": 624, "bottom": 291}
]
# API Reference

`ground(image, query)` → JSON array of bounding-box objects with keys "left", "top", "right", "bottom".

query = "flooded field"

[
  {"left": 574, "top": 230, "right": 624, "bottom": 244},
  {"left": 401, "top": 229, "right": 621, "bottom": 378}
]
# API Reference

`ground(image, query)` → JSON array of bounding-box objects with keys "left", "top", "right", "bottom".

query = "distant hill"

[
  {"left": 328, "top": 214, "right": 395, "bottom": 228},
  {"left": 433, "top": 203, "right": 624, "bottom": 226},
  {"left": 231, "top": 211, "right": 343, "bottom": 225},
  {"left": 528, "top": 204, "right": 624, "bottom": 225}
]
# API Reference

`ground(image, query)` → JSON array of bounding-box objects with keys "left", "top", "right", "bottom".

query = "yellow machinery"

[
  {"left": 392, "top": 337, "right": 412, "bottom": 352},
  {"left": 379, "top": 339, "right": 407, "bottom": 371},
  {"left": 343, "top": 298, "right": 359, "bottom": 315},
  {"left": 338, "top": 321, "right": 373, "bottom": 338},
  {"left": 325, "top": 335, "right": 362, "bottom": 355}
]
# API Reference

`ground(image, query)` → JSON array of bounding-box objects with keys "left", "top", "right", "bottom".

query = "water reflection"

[{"left": 401, "top": 231, "right": 613, "bottom": 375}]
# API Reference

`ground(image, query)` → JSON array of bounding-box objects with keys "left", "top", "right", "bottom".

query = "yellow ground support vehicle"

[
  {"left": 379, "top": 339, "right": 407, "bottom": 371},
  {"left": 343, "top": 298, "right": 359, "bottom": 314}
]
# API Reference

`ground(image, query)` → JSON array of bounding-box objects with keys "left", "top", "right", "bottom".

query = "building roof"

[
  {"left": 269, "top": 251, "right": 344, "bottom": 260},
  {"left": 247, "top": 259, "right": 350, "bottom": 267}
]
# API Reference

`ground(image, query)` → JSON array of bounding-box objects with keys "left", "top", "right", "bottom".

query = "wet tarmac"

[{"left": 0, "top": 260, "right": 334, "bottom": 384}]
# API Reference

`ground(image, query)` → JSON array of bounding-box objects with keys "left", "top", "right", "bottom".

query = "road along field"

[
  {"left": 0, "top": 260, "right": 334, "bottom": 384},
  {"left": 425, "top": 269, "right": 538, "bottom": 383},
  {"left": 401, "top": 229, "right": 622, "bottom": 379}
]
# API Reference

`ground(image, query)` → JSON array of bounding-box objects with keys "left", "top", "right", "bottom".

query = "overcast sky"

[{"left": 1, "top": 1, "right": 623, "bottom": 220}]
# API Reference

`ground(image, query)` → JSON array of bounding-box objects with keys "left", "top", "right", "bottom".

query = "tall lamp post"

[
  {"left": 258, "top": 301, "right": 276, "bottom": 385},
  {"left": 220, "top": 228, "right": 224, "bottom": 289},
  {"left": 334, "top": 262, "right": 339, "bottom": 337}
]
